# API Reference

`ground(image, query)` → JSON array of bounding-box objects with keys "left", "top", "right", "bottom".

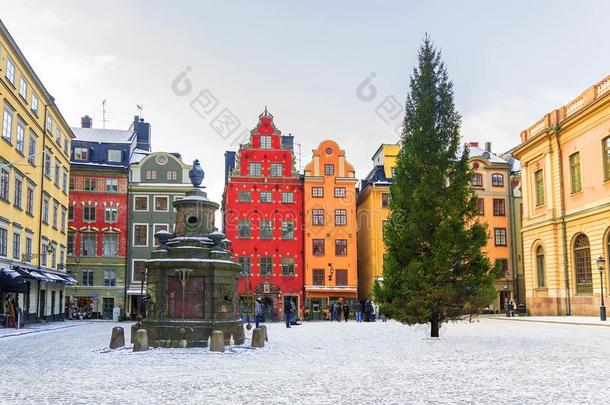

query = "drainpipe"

[
  {"left": 554, "top": 124, "right": 571, "bottom": 315},
  {"left": 38, "top": 104, "right": 49, "bottom": 271},
  {"left": 123, "top": 167, "right": 130, "bottom": 318},
  {"left": 508, "top": 170, "right": 519, "bottom": 304}
]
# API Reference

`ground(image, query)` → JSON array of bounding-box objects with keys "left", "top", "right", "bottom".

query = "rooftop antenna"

[
  {"left": 294, "top": 141, "right": 302, "bottom": 172},
  {"left": 137, "top": 104, "right": 143, "bottom": 118},
  {"left": 102, "top": 99, "right": 108, "bottom": 129}
]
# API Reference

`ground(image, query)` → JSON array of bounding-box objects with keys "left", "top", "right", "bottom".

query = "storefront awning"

[
  {"left": 0, "top": 268, "right": 28, "bottom": 293},
  {"left": 14, "top": 267, "right": 72, "bottom": 285},
  {"left": 59, "top": 274, "right": 78, "bottom": 285}
]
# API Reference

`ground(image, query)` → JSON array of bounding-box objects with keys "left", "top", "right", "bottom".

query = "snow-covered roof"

[
  {"left": 468, "top": 145, "right": 510, "bottom": 165},
  {"left": 71, "top": 127, "right": 136, "bottom": 144},
  {"left": 130, "top": 148, "right": 150, "bottom": 164}
]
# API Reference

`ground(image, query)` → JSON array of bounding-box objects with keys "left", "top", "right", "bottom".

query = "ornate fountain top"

[{"left": 189, "top": 159, "right": 205, "bottom": 188}]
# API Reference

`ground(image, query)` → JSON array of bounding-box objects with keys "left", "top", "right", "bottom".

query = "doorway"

[
  {"left": 39, "top": 290, "right": 46, "bottom": 320},
  {"left": 260, "top": 296, "right": 274, "bottom": 322},
  {"left": 309, "top": 298, "right": 323, "bottom": 320},
  {"left": 103, "top": 298, "right": 115, "bottom": 320}
]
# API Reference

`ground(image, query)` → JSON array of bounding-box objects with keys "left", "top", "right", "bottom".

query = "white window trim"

[
  {"left": 153, "top": 223, "right": 170, "bottom": 247},
  {"left": 153, "top": 195, "right": 169, "bottom": 212},
  {"left": 133, "top": 195, "right": 149, "bottom": 212},
  {"left": 131, "top": 259, "right": 148, "bottom": 283},
  {"left": 132, "top": 223, "right": 149, "bottom": 247}
]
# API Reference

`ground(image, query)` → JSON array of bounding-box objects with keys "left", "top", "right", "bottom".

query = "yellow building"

[
  {"left": 0, "top": 19, "right": 75, "bottom": 323},
  {"left": 356, "top": 143, "right": 398, "bottom": 300},
  {"left": 303, "top": 140, "right": 358, "bottom": 319},
  {"left": 513, "top": 75, "right": 610, "bottom": 316}
]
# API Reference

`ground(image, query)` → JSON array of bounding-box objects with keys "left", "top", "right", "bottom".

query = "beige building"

[{"left": 513, "top": 75, "right": 610, "bottom": 316}]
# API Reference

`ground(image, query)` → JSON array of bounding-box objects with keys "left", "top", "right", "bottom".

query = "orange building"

[{"left": 303, "top": 140, "right": 358, "bottom": 320}]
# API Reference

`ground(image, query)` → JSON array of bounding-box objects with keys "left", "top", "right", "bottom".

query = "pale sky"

[{"left": 3, "top": 1, "right": 609, "bottom": 204}]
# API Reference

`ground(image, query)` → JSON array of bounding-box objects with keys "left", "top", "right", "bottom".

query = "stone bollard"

[
  {"left": 210, "top": 330, "right": 225, "bottom": 353},
  {"left": 130, "top": 323, "right": 139, "bottom": 343},
  {"left": 259, "top": 324, "right": 268, "bottom": 342},
  {"left": 251, "top": 327, "right": 265, "bottom": 348},
  {"left": 233, "top": 324, "right": 245, "bottom": 345},
  {"left": 133, "top": 329, "right": 149, "bottom": 352},
  {"left": 109, "top": 326, "right": 125, "bottom": 349}
]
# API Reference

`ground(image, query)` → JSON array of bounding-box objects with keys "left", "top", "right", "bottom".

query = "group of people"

[
  {"left": 1, "top": 295, "right": 24, "bottom": 329},
  {"left": 330, "top": 298, "right": 380, "bottom": 322}
]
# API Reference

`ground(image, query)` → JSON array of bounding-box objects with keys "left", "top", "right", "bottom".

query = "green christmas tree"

[{"left": 374, "top": 36, "right": 500, "bottom": 337}]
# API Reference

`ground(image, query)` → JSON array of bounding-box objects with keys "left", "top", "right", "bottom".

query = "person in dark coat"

[
  {"left": 284, "top": 299, "right": 293, "bottom": 328},
  {"left": 331, "top": 301, "right": 338, "bottom": 321},
  {"left": 343, "top": 302, "right": 350, "bottom": 322},
  {"left": 364, "top": 299, "right": 373, "bottom": 322},
  {"left": 354, "top": 301, "right": 363, "bottom": 322},
  {"left": 255, "top": 298, "right": 263, "bottom": 329}
]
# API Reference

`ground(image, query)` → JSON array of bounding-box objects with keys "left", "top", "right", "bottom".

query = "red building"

[{"left": 223, "top": 109, "right": 303, "bottom": 321}]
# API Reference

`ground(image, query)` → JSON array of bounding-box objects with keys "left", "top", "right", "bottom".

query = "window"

[
  {"left": 569, "top": 152, "right": 582, "bottom": 193},
  {"left": 324, "top": 164, "right": 334, "bottom": 175},
  {"left": 62, "top": 171, "right": 68, "bottom": 193},
  {"left": 5, "top": 58, "right": 15, "bottom": 84},
  {"left": 249, "top": 162, "right": 261, "bottom": 176},
  {"left": 313, "top": 269, "right": 325, "bottom": 286},
  {"left": 16, "top": 118, "right": 25, "bottom": 154},
  {"left": 335, "top": 269, "right": 348, "bottom": 286},
  {"left": 55, "top": 128, "right": 61, "bottom": 145},
  {"left": 132, "top": 260, "right": 147, "bottom": 282},
  {"left": 237, "top": 191, "right": 251, "bottom": 202},
  {"left": 28, "top": 131, "right": 36, "bottom": 164},
  {"left": 260, "top": 220, "right": 273, "bottom": 239},
  {"left": 335, "top": 239, "right": 347, "bottom": 256},
  {"left": 166, "top": 170, "right": 178, "bottom": 181},
  {"left": 81, "top": 233, "right": 97, "bottom": 256},
  {"left": 260, "top": 257, "right": 272, "bottom": 276},
  {"left": 0, "top": 169, "right": 9, "bottom": 202},
  {"left": 493, "top": 199, "right": 506, "bottom": 216},
  {"left": 25, "top": 237, "right": 32, "bottom": 262},
  {"left": 282, "top": 257, "right": 295, "bottom": 276},
  {"left": 381, "top": 193, "right": 391, "bottom": 208},
  {"left": 153, "top": 224, "right": 169, "bottom": 246},
  {"left": 104, "top": 207, "right": 118, "bottom": 223},
  {"left": 312, "top": 209, "right": 324, "bottom": 226},
  {"left": 14, "top": 177, "right": 22, "bottom": 208},
  {"left": 61, "top": 207, "right": 66, "bottom": 232},
  {"left": 536, "top": 246, "right": 545, "bottom": 288},
  {"left": 83, "top": 205, "right": 96, "bottom": 222},
  {"left": 497, "top": 258, "right": 509, "bottom": 275},
  {"left": 270, "top": 163, "right": 283, "bottom": 177},
  {"left": 46, "top": 115, "right": 53, "bottom": 133},
  {"left": 491, "top": 173, "right": 504, "bottom": 187},
  {"left": 104, "top": 269, "right": 116, "bottom": 287},
  {"left": 31, "top": 93, "right": 39, "bottom": 115},
  {"left": 0, "top": 228, "right": 7, "bottom": 257},
  {"left": 40, "top": 242, "right": 47, "bottom": 266},
  {"left": 12, "top": 232, "right": 20, "bottom": 260},
  {"left": 74, "top": 147, "right": 89, "bottom": 161},
  {"left": 19, "top": 77, "right": 28, "bottom": 99},
  {"left": 471, "top": 173, "right": 483, "bottom": 187},
  {"left": 260, "top": 135, "right": 272, "bottom": 149},
  {"left": 334, "top": 187, "right": 346, "bottom": 198},
  {"left": 82, "top": 270, "right": 94, "bottom": 286},
  {"left": 26, "top": 185, "right": 34, "bottom": 215},
  {"left": 2, "top": 103, "right": 14, "bottom": 142},
  {"left": 281, "top": 192, "right": 294, "bottom": 203},
  {"left": 494, "top": 228, "right": 507, "bottom": 246},
  {"left": 67, "top": 234, "right": 74, "bottom": 255},
  {"left": 535, "top": 169, "right": 544, "bottom": 206},
  {"left": 260, "top": 191, "right": 272, "bottom": 203},
  {"left": 281, "top": 221, "right": 294, "bottom": 239},
  {"left": 154, "top": 196, "right": 168, "bottom": 211},
  {"left": 105, "top": 179, "right": 118, "bottom": 192},
  {"left": 145, "top": 170, "right": 157, "bottom": 180},
  {"left": 84, "top": 177, "right": 96, "bottom": 191},
  {"left": 312, "top": 187, "right": 324, "bottom": 198},
  {"left": 68, "top": 205, "right": 74, "bottom": 221},
  {"left": 238, "top": 256, "right": 251, "bottom": 276},
  {"left": 64, "top": 139, "right": 69, "bottom": 155},
  {"left": 313, "top": 239, "right": 325, "bottom": 256},
  {"left": 477, "top": 198, "right": 485, "bottom": 216},
  {"left": 238, "top": 220, "right": 251, "bottom": 238},
  {"left": 42, "top": 196, "right": 49, "bottom": 223},
  {"left": 602, "top": 136, "right": 610, "bottom": 180},
  {"left": 134, "top": 196, "right": 148, "bottom": 211},
  {"left": 133, "top": 224, "right": 148, "bottom": 246},
  {"left": 102, "top": 233, "right": 119, "bottom": 256},
  {"left": 52, "top": 202, "right": 58, "bottom": 228},
  {"left": 54, "top": 160, "right": 60, "bottom": 186},
  {"left": 107, "top": 149, "right": 122, "bottom": 162},
  {"left": 574, "top": 234, "right": 592, "bottom": 294},
  {"left": 335, "top": 209, "right": 347, "bottom": 226}
]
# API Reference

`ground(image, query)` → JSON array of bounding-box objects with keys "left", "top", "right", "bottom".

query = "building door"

[
  {"left": 260, "top": 296, "right": 274, "bottom": 322},
  {"left": 51, "top": 291, "right": 56, "bottom": 317},
  {"left": 39, "top": 290, "right": 46, "bottom": 319},
  {"left": 309, "top": 298, "right": 323, "bottom": 321},
  {"left": 103, "top": 298, "right": 114, "bottom": 320}
]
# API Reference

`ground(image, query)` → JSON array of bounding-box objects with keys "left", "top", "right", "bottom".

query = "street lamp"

[{"left": 597, "top": 256, "right": 606, "bottom": 321}]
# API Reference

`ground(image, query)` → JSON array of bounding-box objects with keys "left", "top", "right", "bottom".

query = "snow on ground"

[{"left": 1, "top": 318, "right": 610, "bottom": 404}]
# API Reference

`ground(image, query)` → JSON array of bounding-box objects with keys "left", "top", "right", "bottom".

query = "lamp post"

[
  {"left": 597, "top": 256, "right": 606, "bottom": 321},
  {"left": 504, "top": 269, "right": 511, "bottom": 318}
]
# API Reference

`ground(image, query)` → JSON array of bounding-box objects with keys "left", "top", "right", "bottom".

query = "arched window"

[
  {"left": 536, "top": 246, "right": 545, "bottom": 288},
  {"left": 574, "top": 234, "right": 592, "bottom": 294}
]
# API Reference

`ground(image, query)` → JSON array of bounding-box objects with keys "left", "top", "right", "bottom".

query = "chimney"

[
  {"left": 133, "top": 116, "right": 151, "bottom": 151},
  {"left": 485, "top": 142, "right": 492, "bottom": 152},
  {"left": 467, "top": 141, "right": 479, "bottom": 148},
  {"left": 81, "top": 115, "right": 92, "bottom": 128}
]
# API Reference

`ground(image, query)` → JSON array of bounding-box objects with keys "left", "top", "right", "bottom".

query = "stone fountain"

[{"left": 141, "top": 159, "right": 244, "bottom": 348}]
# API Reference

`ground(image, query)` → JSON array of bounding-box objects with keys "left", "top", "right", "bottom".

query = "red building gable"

[{"left": 223, "top": 109, "right": 303, "bottom": 321}]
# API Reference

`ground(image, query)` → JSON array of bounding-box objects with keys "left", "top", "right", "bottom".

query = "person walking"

[
  {"left": 290, "top": 300, "right": 297, "bottom": 325},
  {"left": 331, "top": 301, "right": 338, "bottom": 322},
  {"left": 343, "top": 302, "right": 350, "bottom": 322},
  {"left": 364, "top": 299, "right": 373, "bottom": 322},
  {"left": 284, "top": 298, "right": 293, "bottom": 328},
  {"left": 354, "top": 300, "right": 363, "bottom": 322},
  {"left": 255, "top": 298, "right": 263, "bottom": 329}
]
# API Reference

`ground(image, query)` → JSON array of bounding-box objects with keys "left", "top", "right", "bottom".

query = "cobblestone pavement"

[{"left": 2, "top": 318, "right": 610, "bottom": 404}]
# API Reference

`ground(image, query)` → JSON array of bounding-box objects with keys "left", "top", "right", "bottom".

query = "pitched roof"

[
  {"left": 71, "top": 127, "right": 136, "bottom": 144},
  {"left": 468, "top": 145, "right": 510, "bottom": 166}
]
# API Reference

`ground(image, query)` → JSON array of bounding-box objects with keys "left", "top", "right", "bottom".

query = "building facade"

[
  {"left": 223, "top": 110, "right": 304, "bottom": 321},
  {"left": 64, "top": 116, "right": 146, "bottom": 319},
  {"left": 514, "top": 75, "right": 610, "bottom": 316},
  {"left": 303, "top": 140, "right": 358, "bottom": 320},
  {"left": 0, "top": 19, "right": 75, "bottom": 324},
  {"left": 126, "top": 150, "right": 191, "bottom": 317},
  {"left": 467, "top": 142, "right": 514, "bottom": 312},
  {"left": 356, "top": 144, "right": 398, "bottom": 300}
]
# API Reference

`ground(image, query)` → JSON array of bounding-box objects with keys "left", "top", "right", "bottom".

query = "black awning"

[{"left": 0, "top": 268, "right": 28, "bottom": 293}]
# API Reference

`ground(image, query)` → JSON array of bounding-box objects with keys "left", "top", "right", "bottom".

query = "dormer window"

[
  {"left": 107, "top": 149, "right": 122, "bottom": 163},
  {"left": 491, "top": 173, "right": 504, "bottom": 187},
  {"left": 74, "top": 147, "right": 88, "bottom": 161},
  {"left": 324, "top": 164, "right": 334, "bottom": 176},
  {"left": 471, "top": 173, "right": 483, "bottom": 187},
  {"left": 260, "top": 135, "right": 272, "bottom": 149}
]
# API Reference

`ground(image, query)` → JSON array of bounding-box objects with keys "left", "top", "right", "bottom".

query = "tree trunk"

[{"left": 430, "top": 312, "right": 439, "bottom": 338}]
